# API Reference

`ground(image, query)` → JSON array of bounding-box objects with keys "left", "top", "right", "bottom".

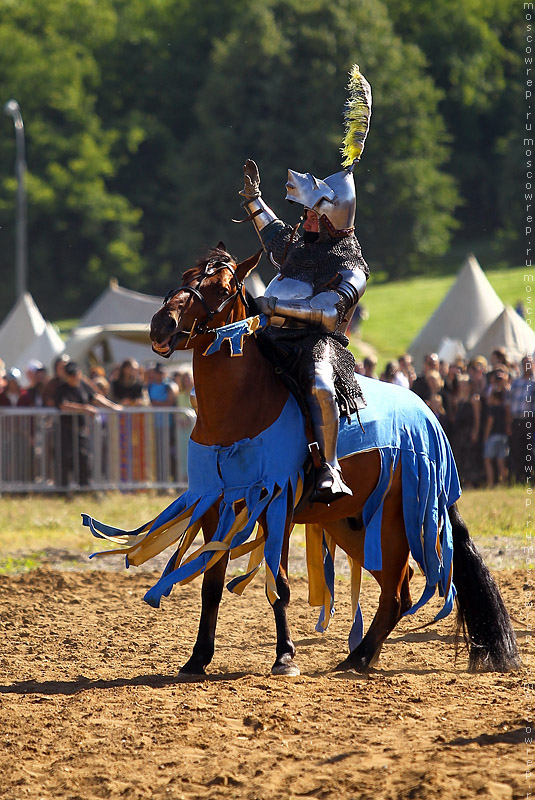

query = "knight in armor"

[{"left": 236, "top": 65, "right": 372, "bottom": 504}]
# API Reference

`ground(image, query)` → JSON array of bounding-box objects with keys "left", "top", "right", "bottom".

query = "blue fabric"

[
  {"left": 348, "top": 605, "right": 364, "bottom": 652},
  {"left": 83, "top": 393, "right": 308, "bottom": 608},
  {"left": 314, "top": 532, "right": 336, "bottom": 634},
  {"left": 337, "top": 376, "right": 461, "bottom": 622},
  {"left": 203, "top": 314, "right": 269, "bottom": 356}
]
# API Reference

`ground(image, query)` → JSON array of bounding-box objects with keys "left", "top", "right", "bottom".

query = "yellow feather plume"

[{"left": 341, "top": 64, "right": 372, "bottom": 169}]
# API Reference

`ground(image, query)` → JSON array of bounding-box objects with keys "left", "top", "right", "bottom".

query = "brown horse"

[{"left": 148, "top": 243, "right": 519, "bottom": 676}]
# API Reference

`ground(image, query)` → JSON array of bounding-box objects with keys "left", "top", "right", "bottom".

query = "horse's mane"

[{"left": 181, "top": 246, "right": 234, "bottom": 284}]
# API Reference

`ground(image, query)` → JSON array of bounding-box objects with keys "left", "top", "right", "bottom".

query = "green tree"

[
  {"left": 0, "top": 0, "right": 144, "bottom": 318},
  {"left": 170, "top": 0, "right": 458, "bottom": 281},
  {"left": 384, "top": 0, "right": 522, "bottom": 258}
]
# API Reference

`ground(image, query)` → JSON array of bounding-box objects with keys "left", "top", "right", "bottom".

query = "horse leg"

[
  {"left": 268, "top": 514, "right": 300, "bottom": 676},
  {"left": 336, "top": 462, "right": 410, "bottom": 672},
  {"left": 270, "top": 568, "right": 300, "bottom": 676},
  {"left": 180, "top": 507, "right": 228, "bottom": 675}
]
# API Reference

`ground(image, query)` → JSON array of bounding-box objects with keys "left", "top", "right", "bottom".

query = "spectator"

[
  {"left": 42, "top": 354, "right": 71, "bottom": 407},
  {"left": 147, "top": 364, "right": 178, "bottom": 407},
  {"left": 24, "top": 359, "right": 44, "bottom": 388},
  {"left": 19, "top": 366, "right": 49, "bottom": 407},
  {"left": 395, "top": 354, "right": 416, "bottom": 389},
  {"left": 508, "top": 354, "right": 533, "bottom": 483},
  {"left": 92, "top": 375, "right": 111, "bottom": 398},
  {"left": 363, "top": 355, "right": 378, "bottom": 379},
  {"left": 111, "top": 359, "right": 149, "bottom": 406},
  {"left": 424, "top": 369, "right": 447, "bottom": 428},
  {"left": 173, "top": 367, "right": 197, "bottom": 411},
  {"left": 483, "top": 373, "right": 510, "bottom": 486},
  {"left": 56, "top": 361, "right": 121, "bottom": 490},
  {"left": 0, "top": 368, "right": 29, "bottom": 406},
  {"left": 0, "top": 358, "right": 6, "bottom": 392},
  {"left": 467, "top": 356, "right": 488, "bottom": 396},
  {"left": 354, "top": 361, "right": 365, "bottom": 376},
  {"left": 440, "top": 361, "right": 462, "bottom": 436},
  {"left": 451, "top": 373, "right": 482, "bottom": 487},
  {"left": 147, "top": 364, "right": 178, "bottom": 484},
  {"left": 438, "top": 359, "right": 449, "bottom": 382},
  {"left": 0, "top": 368, "right": 31, "bottom": 482},
  {"left": 487, "top": 349, "right": 514, "bottom": 392},
  {"left": 445, "top": 360, "right": 463, "bottom": 393},
  {"left": 412, "top": 352, "right": 440, "bottom": 401},
  {"left": 380, "top": 361, "right": 399, "bottom": 384}
]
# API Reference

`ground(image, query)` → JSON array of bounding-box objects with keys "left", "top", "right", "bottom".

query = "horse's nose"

[
  {"left": 151, "top": 312, "right": 177, "bottom": 340},
  {"left": 161, "top": 316, "right": 177, "bottom": 336}
]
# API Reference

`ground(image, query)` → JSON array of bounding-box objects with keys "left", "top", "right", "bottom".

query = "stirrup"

[{"left": 310, "top": 463, "right": 353, "bottom": 505}]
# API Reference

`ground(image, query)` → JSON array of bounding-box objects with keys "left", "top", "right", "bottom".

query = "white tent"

[
  {"left": 78, "top": 279, "right": 162, "bottom": 328},
  {"left": 408, "top": 254, "right": 504, "bottom": 370},
  {"left": 467, "top": 306, "right": 535, "bottom": 363},
  {"left": 74, "top": 280, "right": 162, "bottom": 366},
  {"left": 0, "top": 293, "right": 65, "bottom": 375},
  {"left": 63, "top": 323, "right": 191, "bottom": 371}
]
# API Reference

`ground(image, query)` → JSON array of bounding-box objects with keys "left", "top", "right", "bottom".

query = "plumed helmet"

[
  {"left": 284, "top": 65, "right": 371, "bottom": 235},
  {"left": 285, "top": 168, "right": 356, "bottom": 232}
]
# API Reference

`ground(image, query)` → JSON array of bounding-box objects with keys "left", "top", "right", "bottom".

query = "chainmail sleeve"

[{"left": 259, "top": 221, "right": 299, "bottom": 267}]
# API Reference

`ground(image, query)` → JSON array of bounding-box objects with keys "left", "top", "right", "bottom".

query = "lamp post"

[{"left": 4, "top": 99, "right": 28, "bottom": 299}]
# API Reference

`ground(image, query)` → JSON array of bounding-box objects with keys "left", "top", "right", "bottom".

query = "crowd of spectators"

[
  {"left": 0, "top": 355, "right": 195, "bottom": 412},
  {"left": 357, "top": 349, "right": 532, "bottom": 488},
  {"left": 0, "top": 348, "right": 532, "bottom": 491},
  {"left": 0, "top": 355, "right": 195, "bottom": 490}
]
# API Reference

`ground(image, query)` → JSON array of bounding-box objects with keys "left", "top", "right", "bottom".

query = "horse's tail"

[{"left": 449, "top": 502, "right": 521, "bottom": 672}]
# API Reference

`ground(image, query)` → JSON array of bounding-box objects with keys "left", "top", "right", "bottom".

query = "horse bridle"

[{"left": 162, "top": 258, "right": 248, "bottom": 340}]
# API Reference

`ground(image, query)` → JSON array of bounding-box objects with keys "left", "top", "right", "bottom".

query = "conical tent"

[
  {"left": 0, "top": 293, "right": 64, "bottom": 374},
  {"left": 74, "top": 281, "right": 168, "bottom": 366},
  {"left": 467, "top": 306, "right": 535, "bottom": 363},
  {"left": 408, "top": 255, "right": 504, "bottom": 370}
]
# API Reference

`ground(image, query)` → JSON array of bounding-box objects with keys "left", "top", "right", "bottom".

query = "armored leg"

[{"left": 306, "top": 356, "right": 352, "bottom": 504}]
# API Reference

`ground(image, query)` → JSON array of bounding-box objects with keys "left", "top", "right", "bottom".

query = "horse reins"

[{"left": 162, "top": 259, "right": 248, "bottom": 341}]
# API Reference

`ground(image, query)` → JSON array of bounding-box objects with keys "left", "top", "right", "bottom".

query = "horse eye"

[{"left": 219, "top": 287, "right": 230, "bottom": 297}]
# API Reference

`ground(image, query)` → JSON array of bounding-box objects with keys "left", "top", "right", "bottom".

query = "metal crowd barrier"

[{"left": 0, "top": 407, "right": 196, "bottom": 494}]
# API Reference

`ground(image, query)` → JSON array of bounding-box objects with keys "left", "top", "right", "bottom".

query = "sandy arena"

[{"left": 0, "top": 560, "right": 529, "bottom": 800}]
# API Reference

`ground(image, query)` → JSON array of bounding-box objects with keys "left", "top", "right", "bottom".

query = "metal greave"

[{"left": 306, "top": 357, "right": 340, "bottom": 470}]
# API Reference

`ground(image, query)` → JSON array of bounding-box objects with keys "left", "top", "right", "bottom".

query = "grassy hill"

[{"left": 350, "top": 264, "right": 528, "bottom": 369}]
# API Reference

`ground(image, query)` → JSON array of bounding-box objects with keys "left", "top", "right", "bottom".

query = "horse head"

[{"left": 150, "top": 242, "right": 262, "bottom": 358}]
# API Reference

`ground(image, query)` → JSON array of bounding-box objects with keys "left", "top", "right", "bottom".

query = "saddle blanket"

[{"left": 82, "top": 374, "right": 461, "bottom": 645}]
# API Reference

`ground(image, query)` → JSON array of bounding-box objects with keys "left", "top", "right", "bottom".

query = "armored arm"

[
  {"left": 337, "top": 268, "right": 367, "bottom": 304},
  {"left": 257, "top": 292, "right": 340, "bottom": 332},
  {"left": 256, "top": 267, "right": 368, "bottom": 332},
  {"left": 238, "top": 159, "right": 279, "bottom": 237}
]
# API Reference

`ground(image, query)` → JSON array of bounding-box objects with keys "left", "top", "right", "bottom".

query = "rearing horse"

[{"left": 85, "top": 244, "right": 519, "bottom": 676}]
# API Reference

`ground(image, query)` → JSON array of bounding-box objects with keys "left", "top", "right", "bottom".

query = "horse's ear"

[
  {"left": 236, "top": 249, "right": 263, "bottom": 281},
  {"left": 216, "top": 241, "right": 227, "bottom": 252}
]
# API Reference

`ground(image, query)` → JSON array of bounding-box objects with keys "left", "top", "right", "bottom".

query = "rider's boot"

[{"left": 307, "top": 361, "right": 353, "bottom": 505}]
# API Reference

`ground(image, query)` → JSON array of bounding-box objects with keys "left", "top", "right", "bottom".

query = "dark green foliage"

[{"left": 0, "top": 0, "right": 519, "bottom": 321}]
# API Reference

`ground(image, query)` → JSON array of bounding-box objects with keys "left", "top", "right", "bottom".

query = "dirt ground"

[{"left": 0, "top": 560, "right": 530, "bottom": 800}]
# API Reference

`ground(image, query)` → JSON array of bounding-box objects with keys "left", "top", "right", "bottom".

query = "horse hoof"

[
  {"left": 272, "top": 654, "right": 300, "bottom": 676},
  {"left": 334, "top": 657, "right": 368, "bottom": 673},
  {"left": 179, "top": 661, "right": 206, "bottom": 676},
  {"left": 272, "top": 662, "right": 300, "bottom": 676}
]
